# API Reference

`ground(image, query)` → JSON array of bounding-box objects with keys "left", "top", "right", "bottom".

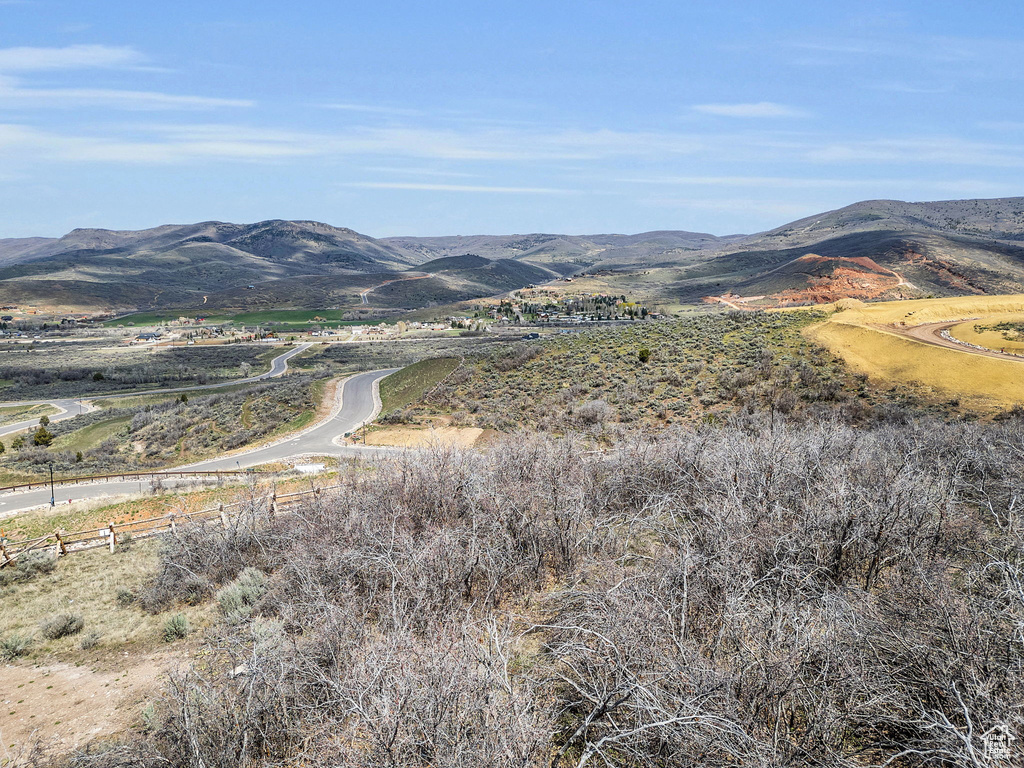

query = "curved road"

[
  {"left": 883, "top": 321, "right": 1024, "bottom": 362},
  {"left": 182, "top": 367, "right": 399, "bottom": 471},
  {"left": 0, "top": 343, "right": 312, "bottom": 438},
  {"left": 0, "top": 367, "right": 398, "bottom": 515}
]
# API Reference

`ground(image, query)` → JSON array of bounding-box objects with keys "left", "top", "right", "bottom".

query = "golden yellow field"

[
  {"left": 807, "top": 295, "right": 1024, "bottom": 410},
  {"left": 826, "top": 294, "right": 1024, "bottom": 324},
  {"left": 947, "top": 313, "right": 1024, "bottom": 353}
]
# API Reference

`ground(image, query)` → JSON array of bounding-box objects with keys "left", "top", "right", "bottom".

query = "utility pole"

[{"left": 49, "top": 463, "right": 55, "bottom": 507}]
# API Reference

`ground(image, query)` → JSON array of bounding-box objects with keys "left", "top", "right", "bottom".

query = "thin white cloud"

[
  {"left": 3, "top": 120, "right": 1024, "bottom": 175},
  {"left": 643, "top": 196, "right": 813, "bottom": 219},
  {"left": 804, "top": 137, "right": 1024, "bottom": 167},
  {"left": 788, "top": 35, "right": 1024, "bottom": 73},
  {"left": 869, "top": 82, "right": 951, "bottom": 94},
  {"left": 0, "top": 82, "right": 252, "bottom": 110},
  {"left": 978, "top": 121, "right": 1024, "bottom": 131},
  {"left": 0, "top": 45, "right": 248, "bottom": 110},
  {"left": 343, "top": 182, "right": 573, "bottom": 194},
  {"left": 362, "top": 166, "right": 478, "bottom": 178},
  {"left": 693, "top": 102, "right": 809, "bottom": 118},
  {"left": 624, "top": 175, "right": 849, "bottom": 188},
  {"left": 320, "top": 103, "right": 422, "bottom": 116},
  {"left": 0, "top": 44, "right": 144, "bottom": 71},
  {"left": 0, "top": 123, "right": 313, "bottom": 163},
  {"left": 623, "top": 175, "right": 1017, "bottom": 197}
]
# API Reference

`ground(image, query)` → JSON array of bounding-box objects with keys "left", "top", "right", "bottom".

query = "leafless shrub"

[
  {"left": 121, "top": 419, "right": 1024, "bottom": 767},
  {"left": 140, "top": 487, "right": 278, "bottom": 612},
  {"left": 575, "top": 399, "right": 613, "bottom": 427}
]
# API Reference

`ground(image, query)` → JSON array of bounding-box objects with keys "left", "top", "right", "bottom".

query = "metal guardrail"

[{"left": 0, "top": 469, "right": 270, "bottom": 495}]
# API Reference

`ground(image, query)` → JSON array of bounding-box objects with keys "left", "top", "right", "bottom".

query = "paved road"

[
  {"left": 0, "top": 367, "right": 398, "bottom": 515},
  {"left": 0, "top": 343, "right": 312, "bottom": 438},
  {"left": 183, "top": 368, "right": 399, "bottom": 471}
]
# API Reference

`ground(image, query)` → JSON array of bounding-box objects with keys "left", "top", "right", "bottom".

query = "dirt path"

[
  {"left": 360, "top": 273, "right": 432, "bottom": 305},
  {"left": 884, "top": 321, "right": 1024, "bottom": 362},
  {"left": 706, "top": 295, "right": 766, "bottom": 310},
  {"left": 1, "top": 651, "right": 172, "bottom": 759}
]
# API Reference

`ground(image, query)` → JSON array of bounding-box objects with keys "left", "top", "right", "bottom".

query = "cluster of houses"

[
  {"left": 0, "top": 311, "right": 112, "bottom": 338},
  {"left": 346, "top": 320, "right": 452, "bottom": 340},
  {"left": 481, "top": 290, "right": 659, "bottom": 324}
]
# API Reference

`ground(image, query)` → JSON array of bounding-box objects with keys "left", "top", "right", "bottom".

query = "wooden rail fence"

[{"left": 0, "top": 484, "right": 340, "bottom": 568}]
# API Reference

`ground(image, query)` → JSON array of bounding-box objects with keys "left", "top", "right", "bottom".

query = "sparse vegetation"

[
  {"left": 407, "top": 310, "right": 955, "bottom": 434},
  {"left": 292, "top": 334, "right": 506, "bottom": 375},
  {"left": 1, "top": 374, "right": 321, "bottom": 478},
  {"left": 51, "top": 418, "right": 1024, "bottom": 767},
  {"left": 0, "top": 550, "right": 56, "bottom": 586},
  {"left": 378, "top": 357, "right": 460, "bottom": 416},
  {"left": 0, "top": 342, "right": 282, "bottom": 399},
  {"left": 0, "top": 537, "right": 206, "bottom": 659},
  {"left": 0, "top": 403, "right": 58, "bottom": 427},
  {"left": 0, "top": 631, "right": 33, "bottom": 660},
  {"left": 78, "top": 631, "right": 101, "bottom": 650},
  {"left": 7, "top": 299, "right": 1024, "bottom": 768},
  {"left": 215, "top": 567, "right": 269, "bottom": 622},
  {"left": 39, "top": 613, "right": 84, "bottom": 640},
  {"left": 161, "top": 613, "right": 190, "bottom": 642}
]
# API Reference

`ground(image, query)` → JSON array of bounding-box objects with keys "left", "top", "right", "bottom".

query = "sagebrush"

[{"left": 99, "top": 417, "right": 1024, "bottom": 767}]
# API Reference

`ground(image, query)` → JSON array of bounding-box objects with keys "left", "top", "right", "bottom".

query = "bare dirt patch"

[
  {"left": 704, "top": 254, "right": 917, "bottom": 307},
  {"left": 1, "top": 651, "right": 170, "bottom": 759},
  {"left": 366, "top": 424, "right": 483, "bottom": 448}
]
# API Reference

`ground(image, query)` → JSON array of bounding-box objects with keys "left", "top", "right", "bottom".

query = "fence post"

[
  {"left": 269, "top": 483, "right": 277, "bottom": 517},
  {"left": 219, "top": 503, "right": 229, "bottom": 529},
  {"left": 55, "top": 532, "right": 67, "bottom": 556},
  {"left": 108, "top": 522, "right": 116, "bottom": 554},
  {"left": 169, "top": 513, "right": 177, "bottom": 535}
]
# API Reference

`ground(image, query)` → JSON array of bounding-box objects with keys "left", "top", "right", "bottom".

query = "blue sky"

[{"left": 1, "top": 0, "right": 1023, "bottom": 238}]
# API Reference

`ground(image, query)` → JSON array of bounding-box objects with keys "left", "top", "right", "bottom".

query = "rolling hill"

[
  {"left": 673, "top": 198, "right": 1024, "bottom": 306},
  {"left": 0, "top": 222, "right": 731, "bottom": 313},
  {"left": 0, "top": 220, "right": 430, "bottom": 312},
  {"left": 382, "top": 230, "right": 737, "bottom": 273},
  {"left": 6, "top": 198, "right": 1024, "bottom": 314}
]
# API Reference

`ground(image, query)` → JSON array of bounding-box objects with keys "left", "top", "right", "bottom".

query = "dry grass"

[
  {"left": 807, "top": 320, "right": 1024, "bottom": 409},
  {"left": 948, "top": 313, "right": 1024, "bottom": 352},
  {"left": 366, "top": 423, "right": 484, "bottom": 448},
  {"left": 805, "top": 294, "right": 1024, "bottom": 411},
  {"left": 0, "top": 539, "right": 210, "bottom": 659},
  {"left": 828, "top": 293, "right": 1024, "bottom": 325},
  {"left": 0, "top": 475, "right": 331, "bottom": 542}
]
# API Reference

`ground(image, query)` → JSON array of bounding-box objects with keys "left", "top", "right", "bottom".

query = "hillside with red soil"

[{"left": 704, "top": 253, "right": 919, "bottom": 307}]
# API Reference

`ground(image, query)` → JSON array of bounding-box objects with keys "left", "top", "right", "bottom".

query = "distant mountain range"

[
  {"left": 674, "top": 198, "right": 1024, "bottom": 306},
  {"left": 3, "top": 197, "right": 1024, "bottom": 313}
]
